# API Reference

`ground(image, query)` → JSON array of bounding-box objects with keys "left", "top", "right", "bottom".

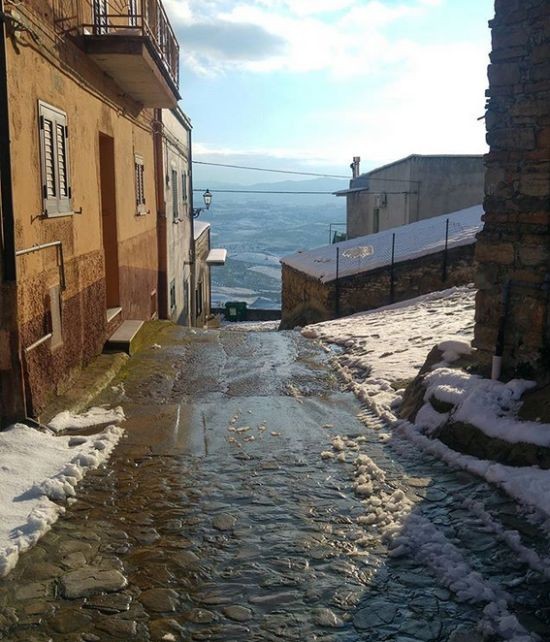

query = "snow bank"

[
  {"left": 303, "top": 286, "right": 476, "bottom": 421},
  {"left": 0, "top": 420, "right": 124, "bottom": 576},
  {"left": 304, "top": 283, "right": 550, "bottom": 529},
  {"left": 417, "top": 369, "right": 548, "bottom": 446},
  {"left": 48, "top": 405, "right": 125, "bottom": 433}
]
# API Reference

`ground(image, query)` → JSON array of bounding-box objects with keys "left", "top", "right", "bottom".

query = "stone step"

[{"left": 104, "top": 320, "right": 145, "bottom": 356}]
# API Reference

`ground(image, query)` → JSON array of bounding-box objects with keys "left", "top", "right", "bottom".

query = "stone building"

[
  {"left": 280, "top": 206, "right": 482, "bottom": 328},
  {"left": 474, "top": 0, "right": 550, "bottom": 377},
  {"left": 154, "top": 107, "right": 193, "bottom": 326},
  {"left": 338, "top": 155, "right": 485, "bottom": 240},
  {"left": 0, "top": 0, "right": 180, "bottom": 421}
]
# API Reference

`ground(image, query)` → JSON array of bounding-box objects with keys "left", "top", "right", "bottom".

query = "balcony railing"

[{"left": 81, "top": 0, "right": 179, "bottom": 90}]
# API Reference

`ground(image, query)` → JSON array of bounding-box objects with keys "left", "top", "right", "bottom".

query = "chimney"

[{"left": 350, "top": 156, "right": 361, "bottom": 179}]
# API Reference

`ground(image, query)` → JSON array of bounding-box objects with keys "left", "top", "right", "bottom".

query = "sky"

[{"left": 164, "top": 0, "right": 495, "bottom": 185}]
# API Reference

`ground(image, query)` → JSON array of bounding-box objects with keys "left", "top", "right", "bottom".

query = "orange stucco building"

[{"left": 0, "top": 0, "right": 181, "bottom": 422}]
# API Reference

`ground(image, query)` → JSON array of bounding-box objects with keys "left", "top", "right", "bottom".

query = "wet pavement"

[{"left": 1, "top": 325, "right": 550, "bottom": 641}]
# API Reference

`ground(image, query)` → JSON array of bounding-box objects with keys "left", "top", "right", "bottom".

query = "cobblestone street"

[{"left": 1, "top": 326, "right": 549, "bottom": 641}]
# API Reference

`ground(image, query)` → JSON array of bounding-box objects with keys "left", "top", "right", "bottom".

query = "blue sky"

[{"left": 165, "top": 0, "right": 495, "bottom": 184}]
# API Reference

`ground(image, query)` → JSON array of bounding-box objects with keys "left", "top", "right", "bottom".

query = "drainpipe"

[
  {"left": 188, "top": 128, "right": 197, "bottom": 327},
  {"left": 0, "top": 0, "right": 15, "bottom": 283},
  {"left": 492, "top": 280, "right": 511, "bottom": 380},
  {"left": 0, "top": 1, "right": 26, "bottom": 426},
  {"left": 153, "top": 109, "right": 168, "bottom": 320}
]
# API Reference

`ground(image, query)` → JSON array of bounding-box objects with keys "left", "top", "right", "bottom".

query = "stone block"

[
  {"left": 488, "top": 62, "right": 522, "bottom": 86},
  {"left": 492, "top": 25, "right": 529, "bottom": 50},
  {"left": 519, "top": 170, "right": 550, "bottom": 197},
  {"left": 487, "top": 126, "right": 536, "bottom": 150},
  {"left": 518, "top": 244, "right": 550, "bottom": 266},
  {"left": 475, "top": 241, "right": 515, "bottom": 265}
]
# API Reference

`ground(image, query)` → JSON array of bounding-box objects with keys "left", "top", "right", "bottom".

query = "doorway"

[{"left": 98, "top": 133, "right": 120, "bottom": 317}]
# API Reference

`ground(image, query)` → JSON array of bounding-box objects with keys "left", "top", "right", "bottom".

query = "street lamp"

[{"left": 193, "top": 189, "right": 213, "bottom": 218}]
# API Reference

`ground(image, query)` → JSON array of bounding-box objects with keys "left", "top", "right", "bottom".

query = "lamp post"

[{"left": 193, "top": 189, "right": 212, "bottom": 218}]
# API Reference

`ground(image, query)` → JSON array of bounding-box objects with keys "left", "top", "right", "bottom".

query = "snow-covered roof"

[
  {"left": 193, "top": 220, "right": 210, "bottom": 240},
  {"left": 281, "top": 204, "right": 483, "bottom": 283},
  {"left": 206, "top": 249, "right": 227, "bottom": 266}
]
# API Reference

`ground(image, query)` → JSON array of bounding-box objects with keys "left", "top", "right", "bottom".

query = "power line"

[
  {"left": 193, "top": 188, "right": 415, "bottom": 195},
  {"left": 193, "top": 188, "right": 336, "bottom": 195},
  {"left": 192, "top": 160, "right": 421, "bottom": 184},
  {"left": 192, "top": 160, "right": 349, "bottom": 180}
]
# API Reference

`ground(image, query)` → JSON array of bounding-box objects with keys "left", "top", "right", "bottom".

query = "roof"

[
  {"left": 193, "top": 221, "right": 210, "bottom": 241},
  {"left": 360, "top": 154, "right": 484, "bottom": 178},
  {"left": 281, "top": 204, "right": 483, "bottom": 284},
  {"left": 206, "top": 249, "right": 227, "bottom": 266}
]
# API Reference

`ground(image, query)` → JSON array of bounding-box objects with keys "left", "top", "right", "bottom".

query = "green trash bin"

[{"left": 224, "top": 301, "right": 248, "bottom": 322}]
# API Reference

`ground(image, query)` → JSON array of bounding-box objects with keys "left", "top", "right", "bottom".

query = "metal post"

[
  {"left": 442, "top": 218, "right": 449, "bottom": 282},
  {"left": 335, "top": 246, "right": 340, "bottom": 317},
  {"left": 389, "top": 233, "right": 396, "bottom": 303}
]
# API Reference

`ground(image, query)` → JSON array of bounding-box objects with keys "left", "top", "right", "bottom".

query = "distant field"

[{"left": 202, "top": 198, "right": 345, "bottom": 309}]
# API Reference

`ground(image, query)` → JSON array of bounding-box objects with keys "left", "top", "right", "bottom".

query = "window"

[
  {"left": 196, "top": 282, "right": 203, "bottom": 317},
  {"left": 373, "top": 208, "right": 380, "bottom": 234},
  {"left": 134, "top": 154, "right": 146, "bottom": 214},
  {"left": 169, "top": 279, "right": 176, "bottom": 311},
  {"left": 181, "top": 172, "right": 187, "bottom": 203},
  {"left": 171, "top": 169, "right": 179, "bottom": 221},
  {"left": 38, "top": 101, "right": 72, "bottom": 216}
]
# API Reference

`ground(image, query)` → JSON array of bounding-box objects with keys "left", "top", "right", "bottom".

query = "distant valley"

[{"left": 197, "top": 178, "right": 347, "bottom": 310}]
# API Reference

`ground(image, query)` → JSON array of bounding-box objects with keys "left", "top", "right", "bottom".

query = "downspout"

[
  {"left": 153, "top": 108, "right": 168, "bottom": 320},
  {"left": 188, "top": 128, "right": 197, "bottom": 327},
  {"left": 0, "top": 0, "right": 16, "bottom": 283},
  {"left": 0, "top": 0, "right": 26, "bottom": 425}
]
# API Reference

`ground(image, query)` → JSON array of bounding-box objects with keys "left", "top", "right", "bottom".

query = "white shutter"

[{"left": 38, "top": 101, "right": 72, "bottom": 216}]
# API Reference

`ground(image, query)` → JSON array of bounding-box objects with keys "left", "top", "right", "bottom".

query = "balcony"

[{"left": 80, "top": 0, "right": 180, "bottom": 108}]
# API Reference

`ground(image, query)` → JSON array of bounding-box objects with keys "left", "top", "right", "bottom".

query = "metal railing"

[{"left": 81, "top": 0, "right": 179, "bottom": 88}]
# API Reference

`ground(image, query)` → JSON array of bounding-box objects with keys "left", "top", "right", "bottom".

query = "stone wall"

[
  {"left": 281, "top": 243, "right": 476, "bottom": 328},
  {"left": 474, "top": 0, "right": 550, "bottom": 377}
]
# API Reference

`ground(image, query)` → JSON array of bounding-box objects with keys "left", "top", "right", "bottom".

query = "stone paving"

[{"left": 0, "top": 326, "right": 549, "bottom": 641}]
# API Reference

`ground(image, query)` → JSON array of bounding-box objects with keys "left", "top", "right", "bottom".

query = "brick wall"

[
  {"left": 281, "top": 244, "right": 476, "bottom": 328},
  {"left": 474, "top": 0, "right": 550, "bottom": 376}
]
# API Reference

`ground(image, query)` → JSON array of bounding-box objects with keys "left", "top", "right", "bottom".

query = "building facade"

[
  {"left": 155, "top": 108, "right": 193, "bottom": 326},
  {"left": 0, "top": 0, "right": 180, "bottom": 420},
  {"left": 339, "top": 155, "right": 484, "bottom": 239},
  {"left": 474, "top": 0, "right": 550, "bottom": 377}
]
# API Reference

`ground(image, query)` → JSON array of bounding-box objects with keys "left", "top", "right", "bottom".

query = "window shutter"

[
  {"left": 135, "top": 155, "right": 146, "bottom": 212},
  {"left": 43, "top": 117, "right": 56, "bottom": 198},
  {"left": 38, "top": 101, "right": 72, "bottom": 216}
]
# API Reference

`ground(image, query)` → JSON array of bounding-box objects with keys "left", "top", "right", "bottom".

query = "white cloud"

[{"left": 169, "top": 0, "right": 447, "bottom": 77}]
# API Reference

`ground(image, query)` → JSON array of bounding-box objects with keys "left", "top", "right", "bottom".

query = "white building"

[{"left": 337, "top": 155, "right": 484, "bottom": 240}]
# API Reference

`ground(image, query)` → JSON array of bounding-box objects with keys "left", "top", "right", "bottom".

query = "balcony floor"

[{"left": 83, "top": 35, "right": 180, "bottom": 108}]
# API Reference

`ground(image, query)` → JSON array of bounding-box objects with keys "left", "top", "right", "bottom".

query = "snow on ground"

[
  {"left": 48, "top": 405, "right": 125, "bottom": 433},
  {"left": 223, "top": 320, "right": 280, "bottom": 332},
  {"left": 304, "top": 284, "right": 550, "bottom": 551},
  {"left": 303, "top": 285, "right": 476, "bottom": 421},
  {"left": 0, "top": 413, "right": 124, "bottom": 577}
]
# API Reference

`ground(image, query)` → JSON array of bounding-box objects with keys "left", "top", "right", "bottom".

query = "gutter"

[
  {"left": 0, "top": 0, "right": 16, "bottom": 282},
  {"left": 188, "top": 127, "right": 197, "bottom": 327}
]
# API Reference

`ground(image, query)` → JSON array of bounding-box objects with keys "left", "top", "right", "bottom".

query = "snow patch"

[
  {"left": 48, "top": 406, "right": 125, "bottom": 433},
  {"left": 0, "top": 420, "right": 124, "bottom": 577}
]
